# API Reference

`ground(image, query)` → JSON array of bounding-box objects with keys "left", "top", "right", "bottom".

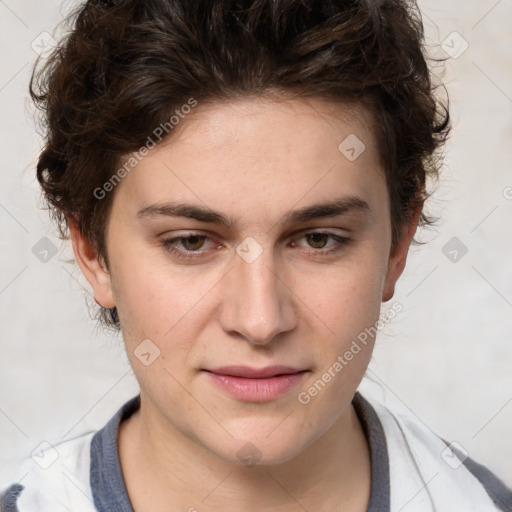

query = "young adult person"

[{"left": 2, "top": 1, "right": 511, "bottom": 511}]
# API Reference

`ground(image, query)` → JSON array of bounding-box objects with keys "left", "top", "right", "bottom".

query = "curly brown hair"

[{"left": 30, "top": 0, "right": 450, "bottom": 330}]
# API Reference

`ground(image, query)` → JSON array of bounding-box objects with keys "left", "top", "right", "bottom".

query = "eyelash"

[{"left": 160, "top": 231, "right": 352, "bottom": 260}]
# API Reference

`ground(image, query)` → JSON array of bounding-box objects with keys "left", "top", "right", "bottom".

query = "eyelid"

[
  {"left": 161, "top": 231, "right": 219, "bottom": 250},
  {"left": 159, "top": 228, "right": 349, "bottom": 245},
  {"left": 159, "top": 229, "right": 352, "bottom": 260},
  {"left": 160, "top": 226, "right": 350, "bottom": 241}
]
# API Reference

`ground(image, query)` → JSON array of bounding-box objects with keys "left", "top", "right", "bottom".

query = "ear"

[
  {"left": 382, "top": 204, "right": 422, "bottom": 302},
  {"left": 68, "top": 220, "right": 115, "bottom": 309}
]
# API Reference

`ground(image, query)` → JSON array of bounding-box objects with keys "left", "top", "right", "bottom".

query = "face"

[{"left": 73, "top": 95, "right": 417, "bottom": 466}]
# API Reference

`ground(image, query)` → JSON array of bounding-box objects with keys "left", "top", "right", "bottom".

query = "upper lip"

[{"left": 204, "top": 365, "right": 307, "bottom": 379}]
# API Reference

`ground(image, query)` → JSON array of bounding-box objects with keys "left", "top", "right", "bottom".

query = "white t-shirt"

[{"left": 2, "top": 382, "right": 511, "bottom": 511}]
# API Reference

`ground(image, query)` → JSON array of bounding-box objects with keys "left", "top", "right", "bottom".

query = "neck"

[{"left": 118, "top": 395, "right": 371, "bottom": 512}]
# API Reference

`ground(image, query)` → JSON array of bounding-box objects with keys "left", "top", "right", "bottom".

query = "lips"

[
  {"left": 204, "top": 365, "right": 306, "bottom": 379},
  {"left": 202, "top": 365, "right": 309, "bottom": 402}
]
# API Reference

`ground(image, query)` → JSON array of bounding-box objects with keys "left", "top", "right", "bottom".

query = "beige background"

[{"left": 1, "top": 0, "right": 511, "bottom": 490}]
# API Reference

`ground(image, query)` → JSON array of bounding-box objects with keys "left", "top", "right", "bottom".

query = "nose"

[{"left": 219, "top": 240, "right": 298, "bottom": 346}]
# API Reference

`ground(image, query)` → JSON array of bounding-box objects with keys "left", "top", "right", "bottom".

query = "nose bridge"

[{"left": 223, "top": 238, "right": 296, "bottom": 344}]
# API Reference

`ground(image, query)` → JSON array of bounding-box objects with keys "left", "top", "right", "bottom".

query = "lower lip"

[{"left": 203, "top": 371, "right": 308, "bottom": 402}]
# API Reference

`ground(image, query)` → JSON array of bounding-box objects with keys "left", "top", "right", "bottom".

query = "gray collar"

[{"left": 90, "top": 392, "right": 390, "bottom": 512}]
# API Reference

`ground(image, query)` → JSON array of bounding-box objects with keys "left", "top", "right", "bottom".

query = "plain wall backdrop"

[{"left": 1, "top": 0, "right": 511, "bottom": 491}]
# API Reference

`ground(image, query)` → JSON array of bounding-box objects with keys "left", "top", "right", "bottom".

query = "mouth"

[
  {"left": 202, "top": 366, "right": 309, "bottom": 402},
  {"left": 205, "top": 365, "right": 307, "bottom": 378}
]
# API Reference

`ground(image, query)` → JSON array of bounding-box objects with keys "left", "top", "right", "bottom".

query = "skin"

[{"left": 70, "top": 95, "right": 421, "bottom": 512}]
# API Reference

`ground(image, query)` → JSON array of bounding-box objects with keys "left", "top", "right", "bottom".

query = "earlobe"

[
  {"left": 381, "top": 205, "right": 422, "bottom": 302},
  {"left": 68, "top": 220, "right": 116, "bottom": 309}
]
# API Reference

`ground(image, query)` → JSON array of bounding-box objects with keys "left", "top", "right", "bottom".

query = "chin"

[{"left": 205, "top": 429, "right": 310, "bottom": 468}]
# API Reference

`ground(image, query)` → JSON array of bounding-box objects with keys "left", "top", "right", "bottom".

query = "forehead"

[
  {"left": 169, "top": 95, "right": 377, "bottom": 158},
  {"left": 113, "top": 95, "right": 386, "bottom": 228}
]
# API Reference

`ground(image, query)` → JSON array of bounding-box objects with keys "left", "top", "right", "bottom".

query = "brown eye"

[
  {"left": 161, "top": 233, "right": 216, "bottom": 259},
  {"left": 305, "top": 232, "right": 330, "bottom": 249},
  {"left": 291, "top": 231, "right": 352, "bottom": 257},
  {"left": 179, "top": 235, "right": 207, "bottom": 251}
]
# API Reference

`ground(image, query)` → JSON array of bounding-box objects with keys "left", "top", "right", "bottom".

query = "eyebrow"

[{"left": 137, "top": 196, "right": 370, "bottom": 230}]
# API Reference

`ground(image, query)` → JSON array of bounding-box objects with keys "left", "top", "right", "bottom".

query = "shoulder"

[
  {"left": 357, "top": 386, "right": 512, "bottom": 512},
  {"left": 1, "top": 483, "right": 24, "bottom": 512},
  {"left": 0, "top": 395, "right": 140, "bottom": 512},
  {"left": 0, "top": 431, "right": 97, "bottom": 512}
]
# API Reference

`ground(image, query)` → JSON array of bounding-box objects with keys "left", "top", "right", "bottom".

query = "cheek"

[
  {"left": 295, "top": 260, "right": 386, "bottom": 416},
  {"left": 305, "top": 251, "right": 387, "bottom": 333},
  {"left": 110, "top": 253, "right": 225, "bottom": 349}
]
